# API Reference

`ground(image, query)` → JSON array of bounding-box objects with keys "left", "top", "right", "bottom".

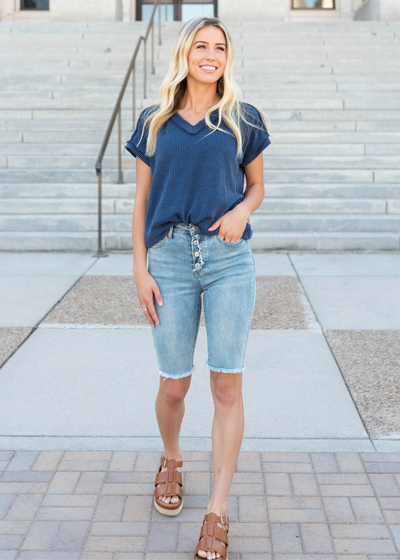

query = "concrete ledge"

[{"left": 0, "top": 436, "right": 377, "bottom": 452}]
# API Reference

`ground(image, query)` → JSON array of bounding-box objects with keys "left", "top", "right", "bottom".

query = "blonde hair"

[{"left": 138, "top": 15, "right": 271, "bottom": 160}]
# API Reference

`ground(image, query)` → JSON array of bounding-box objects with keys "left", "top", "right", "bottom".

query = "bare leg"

[
  {"left": 155, "top": 374, "right": 192, "bottom": 504},
  {"left": 197, "top": 370, "right": 244, "bottom": 560}
]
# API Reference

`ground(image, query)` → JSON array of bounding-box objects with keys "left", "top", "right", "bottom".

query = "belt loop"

[{"left": 167, "top": 225, "right": 174, "bottom": 240}]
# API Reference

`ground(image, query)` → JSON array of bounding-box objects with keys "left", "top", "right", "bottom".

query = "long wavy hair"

[{"left": 138, "top": 15, "right": 271, "bottom": 160}]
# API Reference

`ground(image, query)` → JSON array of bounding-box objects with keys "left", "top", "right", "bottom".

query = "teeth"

[{"left": 201, "top": 66, "right": 216, "bottom": 70}]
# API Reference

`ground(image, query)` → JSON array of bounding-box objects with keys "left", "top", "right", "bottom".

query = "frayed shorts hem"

[
  {"left": 159, "top": 364, "right": 195, "bottom": 381},
  {"left": 206, "top": 361, "right": 244, "bottom": 374}
]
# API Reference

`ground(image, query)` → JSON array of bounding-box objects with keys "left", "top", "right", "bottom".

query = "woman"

[{"left": 125, "top": 15, "right": 271, "bottom": 560}]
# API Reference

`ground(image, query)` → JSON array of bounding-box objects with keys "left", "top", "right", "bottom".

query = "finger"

[
  {"left": 139, "top": 300, "right": 153, "bottom": 327},
  {"left": 142, "top": 308, "right": 154, "bottom": 328},
  {"left": 153, "top": 287, "right": 163, "bottom": 306},
  {"left": 147, "top": 302, "right": 160, "bottom": 326}
]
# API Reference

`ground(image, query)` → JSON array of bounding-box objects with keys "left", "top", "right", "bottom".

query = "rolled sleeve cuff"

[{"left": 124, "top": 141, "right": 151, "bottom": 167}]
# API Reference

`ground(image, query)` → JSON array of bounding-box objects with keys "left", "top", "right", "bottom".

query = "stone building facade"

[{"left": 1, "top": 0, "right": 399, "bottom": 22}]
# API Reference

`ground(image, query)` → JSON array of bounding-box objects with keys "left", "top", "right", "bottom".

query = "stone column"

[
  {"left": 122, "top": 0, "right": 133, "bottom": 21},
  {"left": 337, "top": 0, "right": 353, "bottom": 19},
  {"left": 0, "top": 0, "right": 16, "bottom": 21}
]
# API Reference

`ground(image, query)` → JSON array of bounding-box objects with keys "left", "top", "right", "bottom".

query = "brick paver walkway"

[{"left": 0, "top": 450, "right": 399, "bottom": 559}]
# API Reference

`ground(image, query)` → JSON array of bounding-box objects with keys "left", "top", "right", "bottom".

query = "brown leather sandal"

[
  {"left": 153, "top": 455, "right": 183, "bottom": 516},
  {"left": 194, "top": 512, "right": 229, "bottom": 560}
]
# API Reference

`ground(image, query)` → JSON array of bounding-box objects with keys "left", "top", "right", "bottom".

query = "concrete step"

[
  {"left": 5, "top": 81, "right": 400, "bottom": 95},
  {"left": 3, "top": 168, "right": 400, "bottom": 184},
  {"left": 0, "top": 231, "right": 398, "bottom": 252},
  {"left": 1, "top": 182, "right": 400, "bottom": 199},
  {"left": 4, "top": 130, "right": 400, "bottom": 144},
  {"left": 250, "top": 214, "right": 400, "bottom": 232},
  {"left": 1, "top": 213, "right": 400, "bottom": 233},
  {"left": 1, "top": 96, "right": 400, "bottom": 112},
  {"left": 3, "top": 155, "right": 400, "bottom": 170},
  {"left": 4, "top": 142, "right": 387, "bottom": 157},
  {"left": 0, "top": 183, "right": 135, "bottom": 198},
  {"left": 0, "top": 182, "right": 400, "bottom": 199},
  {"left": 1, "top": 197, "right": 396, "bottom": 215},
  {"left": 1, "top": 108, "right": 400, "bottom": 122}
]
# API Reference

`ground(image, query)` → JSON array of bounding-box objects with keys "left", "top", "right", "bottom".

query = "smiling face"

[{"left": 187, "top": 25, "right": 227, "bottom": 85}]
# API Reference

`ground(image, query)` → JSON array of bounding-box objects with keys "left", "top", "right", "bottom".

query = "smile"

[{"left": 200, "top": 65, "right": 218, "bottom": 73}]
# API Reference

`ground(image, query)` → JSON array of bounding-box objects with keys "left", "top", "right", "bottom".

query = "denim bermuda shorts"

[{"left": 147, "top": 222, "right": 256, "bottom": 380}]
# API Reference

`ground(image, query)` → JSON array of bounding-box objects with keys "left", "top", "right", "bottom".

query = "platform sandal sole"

[{"left": 154, "top": 496, "right": 183, "bottom": 516}]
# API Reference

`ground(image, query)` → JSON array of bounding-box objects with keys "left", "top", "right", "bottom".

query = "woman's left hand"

[{"left": 208, "top": 203, "right": 250, "bottom": 243}]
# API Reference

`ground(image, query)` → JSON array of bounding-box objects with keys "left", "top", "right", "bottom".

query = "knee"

[
  {"left": 160, "top": 380, "right": 187, "bottom": 407},
  {"left": 213, "top": 376, "right": 239, "bottom": 407}
]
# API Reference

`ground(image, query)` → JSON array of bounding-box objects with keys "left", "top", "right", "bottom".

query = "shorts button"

[
  {"left": 194, "top": 251, "right": 200, "bottom": 256},
  {"left": 192, "top": 225, "right": 198, "bottom": 230},
  {"left": 195, "top": 263, "right": 200, "bottom": 268}
]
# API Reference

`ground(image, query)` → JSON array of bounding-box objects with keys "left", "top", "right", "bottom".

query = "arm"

[
  {"left": 132, "top": 157, "right": 163, "bottom": 327},
  {"left": 236, "top": 151, "right": 265, "bottom": 220},
  {"left": 132, "top": 157, "right": 152, "bottom": 276},
  {"left": 207, "top": 152, "right": 265, "bottom": 242}
]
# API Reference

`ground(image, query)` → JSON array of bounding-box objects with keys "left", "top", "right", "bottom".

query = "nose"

[{"left": 206, "top": 48, "right": 216, "bottom": 60}]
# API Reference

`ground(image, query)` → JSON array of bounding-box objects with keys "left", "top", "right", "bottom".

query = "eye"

[{"left": 196, "top": 45, "right": 225, "bottom": 51}]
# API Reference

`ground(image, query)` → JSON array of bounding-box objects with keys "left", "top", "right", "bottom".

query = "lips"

[{"left": 200, "top": 65, "right": 218, "bottom": 73}]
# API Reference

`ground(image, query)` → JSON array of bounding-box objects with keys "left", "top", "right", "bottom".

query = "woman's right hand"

[{"left": 133, "top": 269, "right": 163, "bottom": 327}]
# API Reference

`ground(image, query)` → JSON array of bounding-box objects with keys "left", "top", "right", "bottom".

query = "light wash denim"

[{"left": 147, "top": 222, "right": 256, "bottom": 380}]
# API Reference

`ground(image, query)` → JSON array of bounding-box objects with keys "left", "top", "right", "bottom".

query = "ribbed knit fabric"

[{"left": 125, "top": 101, "right": 271, "bottom": 249}]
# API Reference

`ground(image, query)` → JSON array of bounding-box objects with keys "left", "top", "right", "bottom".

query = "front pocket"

[
  {"left": 214, "top": 234, "right": 244, "bottom": 246},
  {"left": 150, "top": 234, "right": 169, "bottom": 249}
]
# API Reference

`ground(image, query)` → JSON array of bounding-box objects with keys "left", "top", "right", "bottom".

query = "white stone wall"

[
  {"left": 218, "top": 0, "right": 286, "bottom": 21},
  {"left": 50, "top": 0, "right": 118, "bottom": 21},
  {"left": 380, "top": 0, "right": 400, "bottom": 20},
  {"left": 0, "top": 0, "right": 398, "bottom": 22},
  {"left": 218, "top": 0, "right": 369, "bottom": 21}
]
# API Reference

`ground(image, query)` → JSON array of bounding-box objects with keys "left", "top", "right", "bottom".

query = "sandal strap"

[
  {"left": 204, "top": 512, "right": 230, "bottom": 529},
  {"left": 155, "top": 469, "right": 183, "bottom": 487},
  {"left": 196, "top": 536, "right": 226, "bottom": 557},
  {"left": 155, "top": 482, "right": 183, "bottom": 500},
  {"left": 200, "top": 524, "right": 228, "bottom": 545},
  {"left": 161, "top": 456, "right": 183, "bottom": 468}
]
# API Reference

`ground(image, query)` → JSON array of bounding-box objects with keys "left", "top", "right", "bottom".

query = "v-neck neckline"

[{"left": 172, "top": 109, "right": 218, "bottom": 135}]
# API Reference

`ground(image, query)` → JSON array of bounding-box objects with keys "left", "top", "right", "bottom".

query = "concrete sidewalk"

[
  {"left": 0, "top": 251, "right": 399, "bottom": 453},
  {"left": 0, "top": 250, "right": 400, "bottom": 558}
]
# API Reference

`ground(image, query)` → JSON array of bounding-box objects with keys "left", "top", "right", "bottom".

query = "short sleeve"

[
  {"left": 241, "top": 103, "right": 271, "bottom": 167},
  {"left": 124, "top": 107, "right": 152, "bottom": 167}
]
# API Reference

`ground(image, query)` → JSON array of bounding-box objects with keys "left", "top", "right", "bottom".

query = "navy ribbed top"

[{"left": 125, "top": 101, "right": 271, "bottom": 249}]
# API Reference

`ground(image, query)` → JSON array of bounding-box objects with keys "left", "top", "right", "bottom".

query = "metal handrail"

[{"left": 94, "top": 1, "right": 167, "bottom": 257}]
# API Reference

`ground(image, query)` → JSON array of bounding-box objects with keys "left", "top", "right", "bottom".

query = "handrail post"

[
  {"left": 132, "top": 64, "right": 136, "bottom": 127},
  {"left": 143, "top": 37, "right": 147, "bottom": 98},
  {"left": 117, "top": 106, "right": 123, "bottom": 183},
  {"left": 95, "top": 163, "right": 106, "bottom": 257},
  {"left": 151, "top": 14, "right": 155, "bottom": 74},
  {"left": 158, "top": 3, "right": 161, "bottom": 45}
]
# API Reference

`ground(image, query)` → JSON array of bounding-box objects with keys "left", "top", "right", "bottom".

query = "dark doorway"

[
  {"left": 21, "top": 0, "right": 49, "bottom": 9},
  {"left": 292, "top": 0, "right": 335, "bottom": 8}
]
